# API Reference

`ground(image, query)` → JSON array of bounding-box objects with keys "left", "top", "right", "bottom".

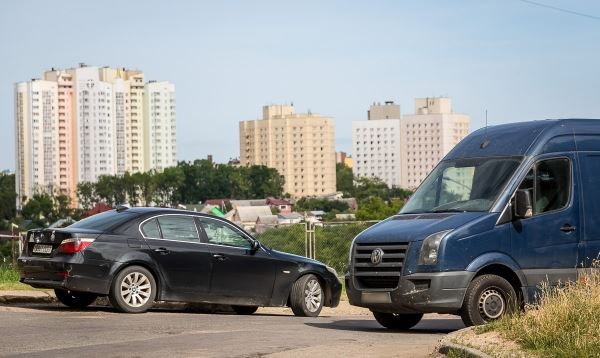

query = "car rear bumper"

[
  {"left": 345, "top": 271, "right": 474, "bottom": 314},
  {"left": 18, "top": 255, "right": 113, "bottom": 295}
]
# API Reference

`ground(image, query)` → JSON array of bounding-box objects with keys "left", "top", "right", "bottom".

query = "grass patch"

[
  {"left": 0, "top": 265, "right": 31, "bottom": 290},
  {"left": 487, "top": 268, "right": 600, "bottom": 358},
  {"left": 444, "top": 348, "right": 474, "bottom": 358}
]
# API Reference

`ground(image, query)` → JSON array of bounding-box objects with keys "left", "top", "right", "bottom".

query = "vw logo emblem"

[{"left": 370, "top": 248, "right": 384, "bottom": 265}]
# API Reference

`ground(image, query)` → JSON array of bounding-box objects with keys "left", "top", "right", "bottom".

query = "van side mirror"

[{"left": 513, "top": 190, "right": 533, "bottom": 219}]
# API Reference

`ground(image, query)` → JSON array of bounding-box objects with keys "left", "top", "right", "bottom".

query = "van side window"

[{"left": 517, "top": 158, "right": 570, "bottom": 216}]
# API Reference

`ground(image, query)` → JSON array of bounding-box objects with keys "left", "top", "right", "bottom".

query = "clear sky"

[{"left": 1, "top": 0, "right": 599, "bottom": 171}]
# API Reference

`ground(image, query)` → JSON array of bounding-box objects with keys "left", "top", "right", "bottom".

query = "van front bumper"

[{"left": 345, "top": 271, "right": 475, "bottom": 314}]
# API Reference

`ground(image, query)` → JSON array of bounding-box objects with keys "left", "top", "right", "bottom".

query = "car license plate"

[
  {"left": 32, "top": 244, "right": 53, "bottom": 254},
  {"left": 362, "top": 291, "right": 392, "bottom": 304}
]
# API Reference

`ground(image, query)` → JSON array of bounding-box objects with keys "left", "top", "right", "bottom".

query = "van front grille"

[{"left": 352, "top": 242, "right": 408, "bottom": 290}]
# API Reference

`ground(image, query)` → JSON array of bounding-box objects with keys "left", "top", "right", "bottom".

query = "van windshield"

[{"left": 401, "top": 157, "right": 522, "bottom": 214}]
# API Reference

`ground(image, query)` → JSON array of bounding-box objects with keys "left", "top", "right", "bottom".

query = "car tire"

[
  {"left": 231, "top": 305, "right": 259, "bottom": 315},
  {"left": 54, "top": 289, "right": 98, "bottom": 309},
  {"left": 372, "top": 312, "right": 423, "bottom": 330},
  {"left": 460, "top": 274, "right": 518, "bottom": 327},
  {"left": 109, "top": 265, "right": 156, "bottom": 313},
  {"left": 290, "top": 274, "right": 324, "bottom": 317}
]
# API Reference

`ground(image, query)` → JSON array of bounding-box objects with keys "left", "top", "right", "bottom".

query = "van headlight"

[{"left": 418, "top": 230, "right": 452, "bottom": 265}]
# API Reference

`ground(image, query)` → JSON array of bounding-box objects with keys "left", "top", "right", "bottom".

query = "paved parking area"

[{"left": 0, "top": 303, "right": 464, "bottom": 357}]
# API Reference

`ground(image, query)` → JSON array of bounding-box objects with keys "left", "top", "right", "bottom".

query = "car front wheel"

[
  {"left": 109, "top": 266, "right": 156, "bottom": 313},
  {"left": 460, "top": 274, "right": 517, "bottom": 326},
  {"left": 54, "top": 289, "right": 98, "bottom": 308},
  {"left": 372, "top": 312, "right": 423, "bottom": 330},
  {"left": 290, "top": 274, "right": 324, "bottom": 317}
]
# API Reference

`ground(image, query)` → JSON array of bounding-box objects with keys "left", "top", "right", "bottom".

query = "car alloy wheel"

[
  {"left": 290, "top": 274, "right": 324, "bottom": 317},
  {"left": 121, "top": 271, "right": 152, "bottom": 308},
  {"left": 109, "top": 265, "right": 156, "bottom": 313},
  {"left": 304, "top": 278, "right": 322, "bottom": 313}
]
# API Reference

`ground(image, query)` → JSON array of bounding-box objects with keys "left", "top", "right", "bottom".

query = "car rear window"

[{"left": 68, "top": 210, "right": 135, "bottom": 231}]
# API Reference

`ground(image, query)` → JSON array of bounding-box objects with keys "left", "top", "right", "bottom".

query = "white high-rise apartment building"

[
  {"left": 240, "top": 104, "right": 336, "bottom": 197},
  {"left": 144, "top": 81, "right": 177, "bottom": 171},
  {"left": 351, "top": 97, "right": 470, "bottom": 190},
  {"left": 352, "top": 101, "right": 402, "bottom": 187},
  {"left": 15, "top": 64, "right": 177, "bottom": 208},
  {"left": 401, "top": 97, "right": 470, "bottom": 188},
  {"left": 15, "top": 80, "right": 58, "bottom": 201}
]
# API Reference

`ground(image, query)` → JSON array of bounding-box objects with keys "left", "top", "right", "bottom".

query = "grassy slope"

[{"left": 481, "top": 271, "right": 600, "bottom": 358}]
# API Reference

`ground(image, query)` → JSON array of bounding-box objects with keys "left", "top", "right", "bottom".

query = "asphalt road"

[{"left": 0, "top": 303, "right": 464, "bottom": 357}]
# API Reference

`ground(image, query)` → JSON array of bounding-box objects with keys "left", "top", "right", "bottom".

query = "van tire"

[
  {"left": 460, "top": 274, "right": 517, "bottom": 326},
  {"left": 372, "top": 312, "right": 423, "bottom": 330}
]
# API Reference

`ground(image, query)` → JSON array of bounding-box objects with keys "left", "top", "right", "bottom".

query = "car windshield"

[
  {"left": 68, "top": 210, "right": 135, "bottom": 231},
  {"left": 401, "top": 157, "right": 522, "bottom": 214}
]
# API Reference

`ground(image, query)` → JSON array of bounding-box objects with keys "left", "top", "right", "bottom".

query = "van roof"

[{"left": 445, "top": 118, "right": 600, "bottom": 160}]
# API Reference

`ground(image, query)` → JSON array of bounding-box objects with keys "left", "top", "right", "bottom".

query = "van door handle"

[
  {"left": 154, "top": 247, "right": 170, "bottom": 255},
  {"left": 213, "top": 253, "right": 228, "bottom": 261},
  {"left": 560, "top": 225, "right": 576, "bottom": 233}
]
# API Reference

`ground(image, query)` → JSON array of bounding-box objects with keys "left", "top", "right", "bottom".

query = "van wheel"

[
  {"left": 109, "top": 266, "right": 156, "bottom": 313},
  {"left": 460, "top": 274, "right": 517, "bottom": 326},
  {"left": 372, "top": 312, "right": 423, "bottom": 330},
  {"left": 54, "top": 289, "right": 97, "bottom": 308},
  {"left": 290, "top": 274, "right": 324, "bottom": 317},
  {"left": 232, "top": 305, "right": 259, "bottom": 315}
]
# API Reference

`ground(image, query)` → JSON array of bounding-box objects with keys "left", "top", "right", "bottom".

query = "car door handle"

[
  {"left": 213, "top": 253, "right": 228, "bottom": 261},
  {"left": 154, "top": 247, "right": 170, "bottom": 255},
  {"left": 560, "top": 224, "right": 576, "bottom": 233}
]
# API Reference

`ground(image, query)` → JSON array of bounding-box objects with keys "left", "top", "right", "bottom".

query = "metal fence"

[{"left": 255, "top": 221, "right": 379, "bottom": 274}]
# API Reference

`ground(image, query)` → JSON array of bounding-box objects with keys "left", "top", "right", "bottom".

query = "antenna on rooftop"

[{"left": 480, "top": 109, "right": 491, "bottom": 149}]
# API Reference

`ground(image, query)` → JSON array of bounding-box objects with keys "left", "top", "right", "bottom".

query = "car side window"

[
  {"left": 517, "top": 158, "right": 570, "bottom": 216},
  {"left": 198, "top": 218, "right": 251, "bottom": 249},
  {"left": 157, "top": 215, "right": 199, "bottom": 242},
  {"left": 141, "top": 218, "right": 161, "bottom": 238}
]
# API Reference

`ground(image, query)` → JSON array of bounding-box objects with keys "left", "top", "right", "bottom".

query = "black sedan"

[{"left": 18, "top": 207, "right": 342, "bottom": 316}]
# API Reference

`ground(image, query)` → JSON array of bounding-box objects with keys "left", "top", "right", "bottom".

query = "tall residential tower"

[
  {"left": 239, "top": 104, "right": 336, "bottom": 197},
  {"left": 15, "top": 64, "right": 177, "bottom": 208}
]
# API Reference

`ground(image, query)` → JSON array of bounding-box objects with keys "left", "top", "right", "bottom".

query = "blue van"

[{"left": 346, "top": 119, "right": 600, "bottom": 328}]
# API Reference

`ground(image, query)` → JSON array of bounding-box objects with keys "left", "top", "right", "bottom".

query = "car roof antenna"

[{"left": 116, "top": 204, "right": 130, "bottom": 212}]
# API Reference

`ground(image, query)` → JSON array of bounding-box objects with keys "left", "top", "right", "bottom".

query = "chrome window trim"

[
  {"left": 138, "top": 213, "right": 201, "bottom": 243},
  {"left": 138, "top": 213, "right": 256, "bottom": 250}
]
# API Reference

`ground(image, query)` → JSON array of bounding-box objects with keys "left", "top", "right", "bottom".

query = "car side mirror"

[
  {"left": 250, "top": 240, "right": 260, "bottom": 252},
  {"left": 513, "top": 189, "right": 533, "bottom": 219}
]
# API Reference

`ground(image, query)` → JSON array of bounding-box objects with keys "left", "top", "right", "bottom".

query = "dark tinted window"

[
  {"left": 535, "top": 158, "right": 570, "bottom": 213},
  {"left": 68, "top": 210, "right": 134, "bottom": 231},
  {"left": 141, "top": 219, "right": 161, "bottom": 238},
  {"left": 157, "top": 215, "right": 199, "bottom": 242},
  {"left": 517, "top": 158, "right": 570, "bottom": 215},
  {"left": 198, "top": 218, "right": 251, "bottom": 249}
]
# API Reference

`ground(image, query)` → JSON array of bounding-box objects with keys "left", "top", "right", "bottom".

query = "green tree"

[
  {"left": 76, "top": 181, "right": 96, "bottom": 210},
  {"left": 153, "top": 167, "right": 184, "bottom": 207},
  {"left": 356, "top": 197, "right": 405, "bottom": 220},
  {"left": 0, "top": 173, "right": 16, "bottom": 224},
  {"left": 133, "top": 171, "right": 154, "bottom": 206},
  {"left": 336, "top": 163, "right": 354, "bottom": 196}
]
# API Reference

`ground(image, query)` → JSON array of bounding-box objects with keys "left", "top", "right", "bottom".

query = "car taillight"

[{"left": 57, "top": 238, "right": 95, "bottom": 254}]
